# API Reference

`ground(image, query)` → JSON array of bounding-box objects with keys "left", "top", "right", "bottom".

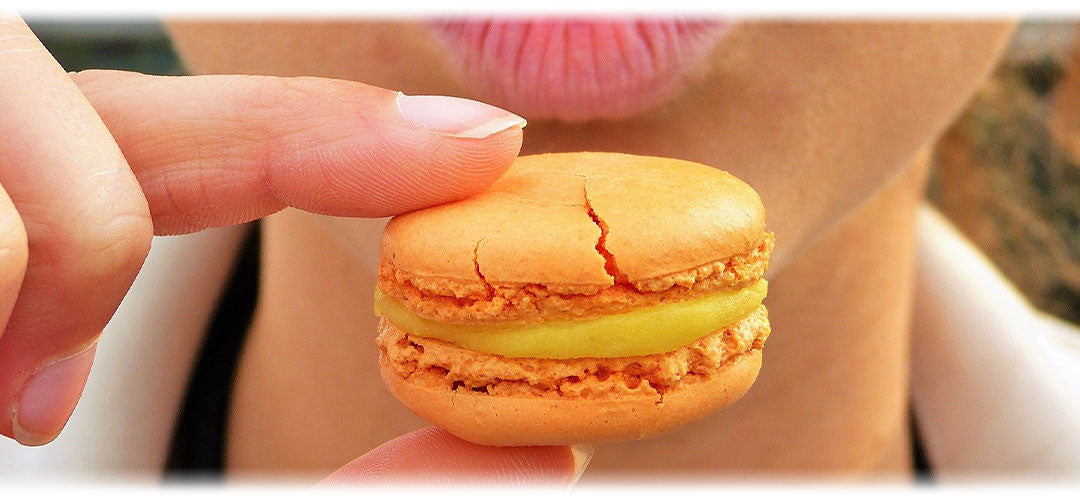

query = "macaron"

[{"left": 375, "top": 152, "right": 773, "bottom": 446}]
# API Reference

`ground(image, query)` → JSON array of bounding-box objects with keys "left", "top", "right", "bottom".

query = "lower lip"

[{"left": 425, "top": 19, "right": 730, "bottom": 121}]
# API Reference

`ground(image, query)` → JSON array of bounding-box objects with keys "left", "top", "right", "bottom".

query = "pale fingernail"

[
  {"left": 396, "top": 93, "right": 526, "bottom": 139},
  {"left": 569, "top": 444, "right": 595, "bottom": 485},
  {"left": 12, "top": 342, "right": 97, "bottom": 446}
]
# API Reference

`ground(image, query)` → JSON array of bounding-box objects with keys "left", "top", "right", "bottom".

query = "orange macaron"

[{"left": 375, "top": 152, "right": 773, "bottom": 446}]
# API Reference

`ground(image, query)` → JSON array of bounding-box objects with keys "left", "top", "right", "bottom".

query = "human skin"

[
  {"left": 0, "top": 12, "right": 584, "bottom": 480},
  {"left": 1, "top": 11, "right": 540, "bottom": 450},
  {"left": 167, "top": 21, "right": 1015, "bottom": 477}
]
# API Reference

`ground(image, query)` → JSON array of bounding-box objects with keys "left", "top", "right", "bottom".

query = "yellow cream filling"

[{"left": 374, "top": 280, "right": 767, "bottom": 359}]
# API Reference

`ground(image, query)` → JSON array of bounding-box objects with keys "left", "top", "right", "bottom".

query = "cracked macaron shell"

[{"left": 380, "top": 152, "right": 767, "bottom": 302}]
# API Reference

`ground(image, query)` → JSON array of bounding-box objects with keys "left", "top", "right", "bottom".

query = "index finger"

[{"left": 70, "top": 70, "right": 526, "bottom": 235}]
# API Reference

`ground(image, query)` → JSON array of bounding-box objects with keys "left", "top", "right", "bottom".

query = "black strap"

[{"left": 164, "top": 223, "right": 261, "bottom": 478}]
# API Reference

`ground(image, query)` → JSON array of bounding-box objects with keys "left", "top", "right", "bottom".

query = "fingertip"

[
  {"left": 570, "top": 443, "right": 595, "bottom": 484},
  {"left": 297, "top": 91, "right": 525, "bottom": 218},
  {"left": 406, "top": 123, "right": 524, "bottom": 210},
  {"left": 368, "top": 103, "right": 525, "bottom": 217},
  {"left": 281, "top": 122, "right": 523, "bottom": 219},
  {"left": 9, "top": 342, "right": 97, "bottom": 446},
  {"left": 320, "top": 427, "right": 589, "bottom": 486},
  {"left": 395, "top": 93, "right": 526, "bottom": 140}
]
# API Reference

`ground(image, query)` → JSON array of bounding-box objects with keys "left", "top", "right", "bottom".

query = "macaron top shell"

[{"left": 381, "top": 152, "right": 766, "bottom": 298}]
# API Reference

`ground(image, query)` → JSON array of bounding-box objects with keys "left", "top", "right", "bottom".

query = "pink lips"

[{"left": 425, "top": 19, "right": 729, "bottom": 121}]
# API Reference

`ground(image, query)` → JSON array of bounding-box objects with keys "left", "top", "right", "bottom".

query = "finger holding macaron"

[{"left": 374, "top": 152, "right": 773, "bottom": 446}]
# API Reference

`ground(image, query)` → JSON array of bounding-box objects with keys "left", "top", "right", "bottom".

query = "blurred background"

[
  {"left": 928, "top": 21, "right": 1080, "bottom": 325},
  {"left": 22, "top": 18, "right": 1080, "bottom": 328}
]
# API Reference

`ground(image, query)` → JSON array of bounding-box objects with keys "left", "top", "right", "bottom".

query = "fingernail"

[
  {"left": 396, "top": 92, "right": 526, "bottom": 139},
  {"left": 569, "top": 444, "right": 595, "bottom": 484},
  {"left": 12, "top": 342, "right": 97, "bottom": 446}
]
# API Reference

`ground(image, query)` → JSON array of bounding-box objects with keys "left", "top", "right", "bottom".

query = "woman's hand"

[{"left": 0, "top": 12, "right": 527, "bottom": 464}]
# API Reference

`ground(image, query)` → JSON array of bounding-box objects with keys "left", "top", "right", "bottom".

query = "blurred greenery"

[{"left": 26, "top": 20, "right": 186, "bottom": 75}]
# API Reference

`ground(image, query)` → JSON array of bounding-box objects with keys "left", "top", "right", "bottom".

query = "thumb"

[
  {"left": 318, "top": 427, "right": 593, "bottom": 486},
  {"left": 70, "top": 70, "right": 526, "bottom": 235}
]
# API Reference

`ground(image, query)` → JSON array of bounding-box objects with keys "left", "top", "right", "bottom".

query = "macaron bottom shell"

[{"left": 378, "top": 349, "right": 762, "bottom": 447}]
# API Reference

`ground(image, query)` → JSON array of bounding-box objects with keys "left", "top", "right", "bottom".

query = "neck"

[{"left": 227, "top": 209, "right": 425, "bottom": 477}]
